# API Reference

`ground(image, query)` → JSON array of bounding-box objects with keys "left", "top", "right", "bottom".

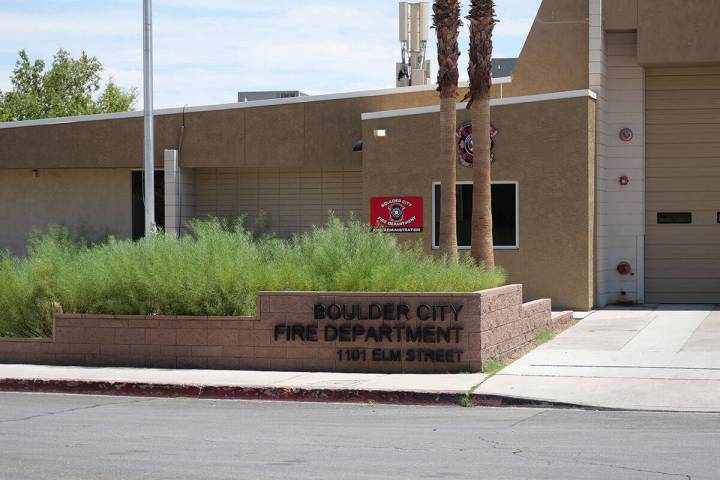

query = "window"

[
  {"left": 657, "top": 212, "right": 691, "bottom": 224},
  {"left": 433, "top": 182, "right": 518, "bottom": 249},
  {"left": 132, "top": 171, "right": 165, "bottom": 240}
]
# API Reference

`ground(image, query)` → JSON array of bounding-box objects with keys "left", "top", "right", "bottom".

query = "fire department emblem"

[
  {"left": 456, "top": 122, "right": 498, "bottom": 167},
  {"left": 388, "top": 203, "right": 405, "bottom": 221}
]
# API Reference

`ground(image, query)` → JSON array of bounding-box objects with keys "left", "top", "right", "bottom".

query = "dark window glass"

[
  {"left": 434, "top": 183, "right": 517, "bottom": 248},
  {"left": 132, "top": 171, "right": 165, "bottom": 240},
  {"left": 657, "top": 212, "right": 691, "bottom": 224}
]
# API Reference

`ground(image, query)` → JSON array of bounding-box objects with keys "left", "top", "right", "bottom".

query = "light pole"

[{"left": 143, "top": 0, "right": 156, "bottom": 236}]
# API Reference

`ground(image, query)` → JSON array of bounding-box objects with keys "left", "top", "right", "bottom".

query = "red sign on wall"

[{"left": 370, "top": 197, "right": 423, "bottom": 233}]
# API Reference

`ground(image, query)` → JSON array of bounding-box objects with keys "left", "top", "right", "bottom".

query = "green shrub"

[
  {"left": 534, "top": 329, "right": 555, "bottom": 344},
  {"left": 481, "top": 359, "right": 506, "bottom": 376},
  {"left": 0, "top": 217, "right": 505, "bottom": 337}
]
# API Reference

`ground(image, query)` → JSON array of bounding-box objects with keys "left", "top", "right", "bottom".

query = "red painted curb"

[
  {"left": 0, "top": 378, "right": 586, "bottom": 409},
  {"left": 0, "top": 378, "right": 466, "bottom": 405}
]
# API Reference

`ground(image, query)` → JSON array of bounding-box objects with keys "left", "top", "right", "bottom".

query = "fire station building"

[{"left": 1, "top": 0, "right": 719, "bottom": 310}]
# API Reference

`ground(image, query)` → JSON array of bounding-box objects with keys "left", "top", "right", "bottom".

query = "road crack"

[
  {"left": 571, "top": 459, "right": 691, "bottom": 479},
  {"left": 476, "top": 432, "right": 691, "bottom": 478},
  {"left": 508, "top": 409, "right": 546, "bottom": 428},
  {"left": 0, "top": 397, "right": 158, "bottom": 424}
]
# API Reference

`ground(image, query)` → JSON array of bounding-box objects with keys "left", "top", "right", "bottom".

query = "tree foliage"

[
  {"left": 0, "top": 49, "right": 137, "bottom": 122},
  {"left": 465, "top": 0, "right": 497, "bottom": 106},
  {"left": 433, "top": 0, "right": 462, "bottom": 99}
]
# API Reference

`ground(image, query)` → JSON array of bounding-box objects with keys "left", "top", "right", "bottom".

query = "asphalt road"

[{"left": 0, "top": 393, "right": 718, "bottom": 479}]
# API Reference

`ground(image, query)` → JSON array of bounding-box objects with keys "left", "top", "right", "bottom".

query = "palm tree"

[
  {"left": 433, "top": 0, "right": 462, "bottom": 262},
  {"left": 466, "top": 0, "right": 496, "bottom": 270}
]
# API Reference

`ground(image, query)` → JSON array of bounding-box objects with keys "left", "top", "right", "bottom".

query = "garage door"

[{"left": 645, "top": 67, "right": 720, "bottom": 303}]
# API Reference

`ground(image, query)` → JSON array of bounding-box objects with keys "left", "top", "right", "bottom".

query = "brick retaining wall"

[{"left": 0, "top": 285, "right": 571, "bottom": 373}]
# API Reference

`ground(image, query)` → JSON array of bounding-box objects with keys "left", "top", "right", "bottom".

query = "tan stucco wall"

[
  {"left": 603, "top": 0, "right": 638, "bottom": 32},
  {"left": 0, "top": 168, "right": 132, "bottom": 255},
  {"left": 605, "top": 0, "right": 720, "bottom": 66},
  {"left": 501, "top": 0, "right": 590, "bottom": 97},
  {"left": 603, "top": 0, "right": 720, "bottom": 67},
  {"left": 637, "top": 0, "right": 720, "bottom": 66},
  {"left": 361, "top": 97, "right": 596, "bottom": 311},
  {"left": 0, "top": 87, "right": 508, "bottom": 172}
]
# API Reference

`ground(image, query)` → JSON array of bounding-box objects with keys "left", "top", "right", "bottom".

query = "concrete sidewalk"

[
  {"left": 3, "top": 306, "right": 720, "bottom": 411},
  {"left": 0, "top": 364, "right": 502, "bottom": 405},
  {"left": 0, "top": 364, "right": 481, "bottom": 394},
  {"left": 477, "top": 305, "right": 720, "bottom": 412}
]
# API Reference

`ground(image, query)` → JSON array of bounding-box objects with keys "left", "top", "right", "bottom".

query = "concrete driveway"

[{"left": 476, "top": 305, "right": 720, "bottom": 412}]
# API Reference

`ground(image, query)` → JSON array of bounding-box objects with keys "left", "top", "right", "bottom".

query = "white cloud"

[{"left": 0, "top": 0, "right": 540, "bottom": 108}]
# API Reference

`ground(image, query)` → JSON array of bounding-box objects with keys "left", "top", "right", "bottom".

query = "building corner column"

[
  {"left": 590, "top": 0, "right": 646, "bottom": 307},
  {"left": 163, "top": 149, "right": 194, "bottom": 236},
  {"left": 589, "top": 0, "right": 608, "bottom": 307}
]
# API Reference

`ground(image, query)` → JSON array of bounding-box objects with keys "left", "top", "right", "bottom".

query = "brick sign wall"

[{"left": 0, "top": 285, "right": 572, "bottom": 373}]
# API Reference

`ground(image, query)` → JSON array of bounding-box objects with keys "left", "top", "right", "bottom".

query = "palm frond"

[
  {"left": 433, "top": 0, "right": 462, "bottom": 98},
  {"left": 465, "top": 0, "right": 497, "bottom": 107}
]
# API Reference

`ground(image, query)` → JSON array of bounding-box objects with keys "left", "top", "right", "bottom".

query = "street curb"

[{"left": 0, "top": 378, "right": 586, "bottom": 409}]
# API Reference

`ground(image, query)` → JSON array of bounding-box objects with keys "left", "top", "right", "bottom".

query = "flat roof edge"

[
  {"left": 0, "top": 77, "right": 514, "bottom": 130},
  {"left": 361, "top": 89, "right": 598, "bottom": 121}
]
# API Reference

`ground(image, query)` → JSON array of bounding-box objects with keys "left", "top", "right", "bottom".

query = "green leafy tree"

[{"left": 0, "top": 49, "right": 137, "bottom": 122}]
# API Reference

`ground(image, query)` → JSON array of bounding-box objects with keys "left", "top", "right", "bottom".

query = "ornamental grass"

[{"left": 0, "top": 217, "right": 505, "bottom": 337}]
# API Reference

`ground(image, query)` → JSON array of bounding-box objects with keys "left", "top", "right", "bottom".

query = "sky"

[{"left": 0, "top": 0, "right": 542, "bottom": 110}]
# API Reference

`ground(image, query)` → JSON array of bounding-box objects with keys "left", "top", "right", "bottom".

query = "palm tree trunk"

[
  {"left": 466, "top": 0, "right": 496, "bottom": 270},
  {"left": 433, "top": 0, "right": 462, "bottom": 263},
  {"left": 470, "top": 98, "right": 494, "bottom": 269},
  {"left": 439, "top": 96, "right": 458, "bottom": 260}
]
